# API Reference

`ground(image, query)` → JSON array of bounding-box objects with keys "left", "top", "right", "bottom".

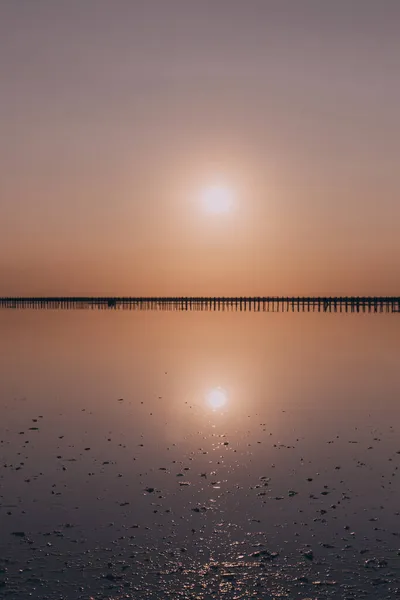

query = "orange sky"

[{"left": 1, "top": 1, "right": 399, "bottom": 296}]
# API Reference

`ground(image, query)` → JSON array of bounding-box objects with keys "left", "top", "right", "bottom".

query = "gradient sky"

[{"left": 1, "top": 0, "right": 399, "bottom": 296}]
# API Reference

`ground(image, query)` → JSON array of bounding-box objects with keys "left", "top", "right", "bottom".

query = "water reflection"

[
  {"left": 0, "top": 311, "right": 400, "bottom": 599},
  {"left": 206, "top": 386, "right": 228, "bottom": 410}
]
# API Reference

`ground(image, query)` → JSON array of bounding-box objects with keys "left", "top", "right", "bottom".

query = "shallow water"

[{"left": 0, "top": 311, "right": 399, "bottom": 599}]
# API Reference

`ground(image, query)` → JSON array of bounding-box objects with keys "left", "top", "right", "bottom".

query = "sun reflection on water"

[{"left": 206, "top": 387, "right": 228, "bottom": 410}]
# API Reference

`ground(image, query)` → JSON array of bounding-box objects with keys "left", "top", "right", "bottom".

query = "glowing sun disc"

[{"left": 201, "top": 185, "right": 234, "bottom": 214}]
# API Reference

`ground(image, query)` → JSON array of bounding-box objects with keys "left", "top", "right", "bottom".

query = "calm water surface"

[{"left": 0, "top": 311, "right": 399, "bottom": 599}]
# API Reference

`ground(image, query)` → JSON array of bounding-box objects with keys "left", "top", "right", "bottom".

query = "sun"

[
  {"left": 206, "top": 387, "right": 228, "bottom": 410},
  {"left": 201, "top": 185, "right": 234, "bottom": 214}
]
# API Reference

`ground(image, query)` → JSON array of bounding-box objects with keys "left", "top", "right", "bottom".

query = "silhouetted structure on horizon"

[{"left": 0, "top": 296, "right": 399, "bottom": 313}]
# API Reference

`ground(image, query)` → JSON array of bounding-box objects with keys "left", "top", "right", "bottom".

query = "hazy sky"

[{"left": 1, "top": 0, "right": 399, "bottom": 295}]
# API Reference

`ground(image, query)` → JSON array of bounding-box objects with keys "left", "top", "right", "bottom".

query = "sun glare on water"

[{"left": 206, "top": 387, "right": 228, "bottom": 410}]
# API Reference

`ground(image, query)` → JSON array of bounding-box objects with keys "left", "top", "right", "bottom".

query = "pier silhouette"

[{"left": 0, "top": 297, "right": 399, "bottom": 313}]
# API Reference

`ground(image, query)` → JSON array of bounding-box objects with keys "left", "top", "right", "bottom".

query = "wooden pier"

[{"left": 0, "top": 297, "right": 399, "bottom": 313}]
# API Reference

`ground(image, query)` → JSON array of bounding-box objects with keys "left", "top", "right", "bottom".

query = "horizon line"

[
  {"left": 1, "top": 295, "right": 400, "bottom": 314},
  {"left": 1, "top": 295, "right": 399, "bottom": 300}
]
